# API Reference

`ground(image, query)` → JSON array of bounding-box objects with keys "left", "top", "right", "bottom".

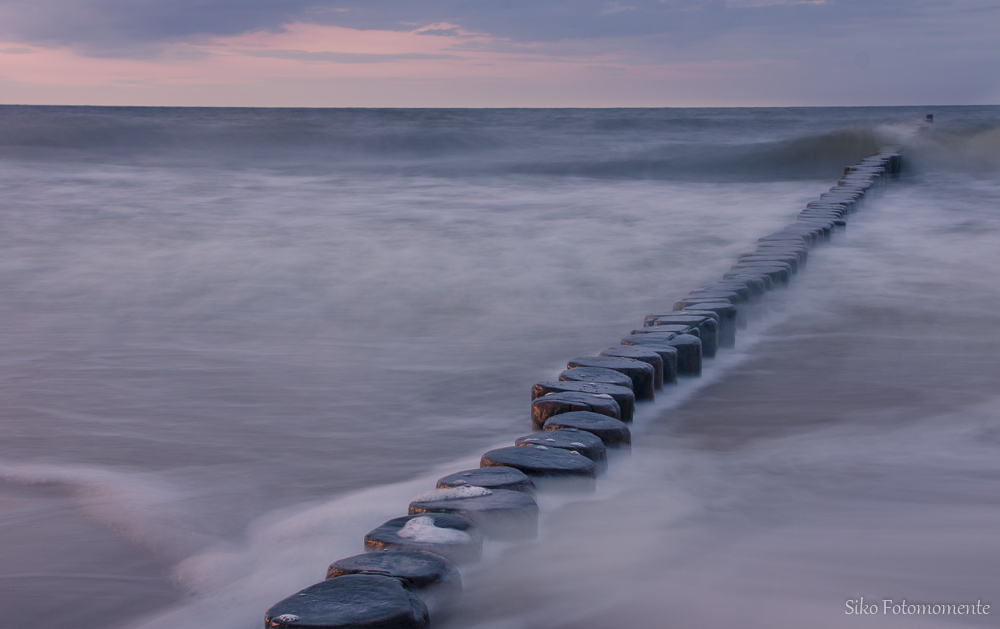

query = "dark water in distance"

[{"left": 0, "top": 106, "right": 998, "bottom": 628}]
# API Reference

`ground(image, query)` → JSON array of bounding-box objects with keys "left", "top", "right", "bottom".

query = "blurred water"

[{"left": 0, "top": 106, "right": 998, "bottom": 628}]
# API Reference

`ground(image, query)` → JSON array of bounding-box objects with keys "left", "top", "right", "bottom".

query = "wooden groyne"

[{"left": 263, "top": 150, "right": 902, "bottom": 628}]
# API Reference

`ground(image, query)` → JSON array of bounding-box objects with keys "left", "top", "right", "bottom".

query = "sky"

[{"left": 0, "top": 0, "right": 998, "bottom": 107}]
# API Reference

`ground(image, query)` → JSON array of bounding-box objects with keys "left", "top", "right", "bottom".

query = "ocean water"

[{"left": 0, "top": 106, "right": 998, "bottom": 628}]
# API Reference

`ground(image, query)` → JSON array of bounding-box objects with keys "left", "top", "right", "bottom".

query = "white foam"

[
  {"left": 410, "top": 486, "right": 492, "bottom": 503},
  {"left": 396, "top": 516, "right": 472, "bottom": 544}
]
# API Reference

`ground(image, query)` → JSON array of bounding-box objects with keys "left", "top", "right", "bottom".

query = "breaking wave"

[{"left": 2, "top": 105, "right": 994, "bottom": 181}]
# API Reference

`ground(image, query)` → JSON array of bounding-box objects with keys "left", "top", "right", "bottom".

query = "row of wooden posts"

[{"left": 264, "top": 150, "right": 903, "bottom": 628}]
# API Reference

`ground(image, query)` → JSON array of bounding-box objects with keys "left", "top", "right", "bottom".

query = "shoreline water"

[{"left": 1, "top": 107, "right": 998, "bottom": 628}]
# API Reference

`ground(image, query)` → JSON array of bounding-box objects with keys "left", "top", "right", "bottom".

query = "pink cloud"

[
  {"left": 1, "top": 21, "right": 781, "bottom": 83},
  {"left": 0, "top": 22, "right": 791, "bottom": 106}
]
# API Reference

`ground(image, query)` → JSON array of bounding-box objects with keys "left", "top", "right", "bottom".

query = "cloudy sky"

[{"left": 0, "top": 0, "right": 998, "bottom": 106}]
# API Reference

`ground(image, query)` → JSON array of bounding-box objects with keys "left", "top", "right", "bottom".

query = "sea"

[{"left": 1, "top": 106, "right": 998, "bottom": 629}]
